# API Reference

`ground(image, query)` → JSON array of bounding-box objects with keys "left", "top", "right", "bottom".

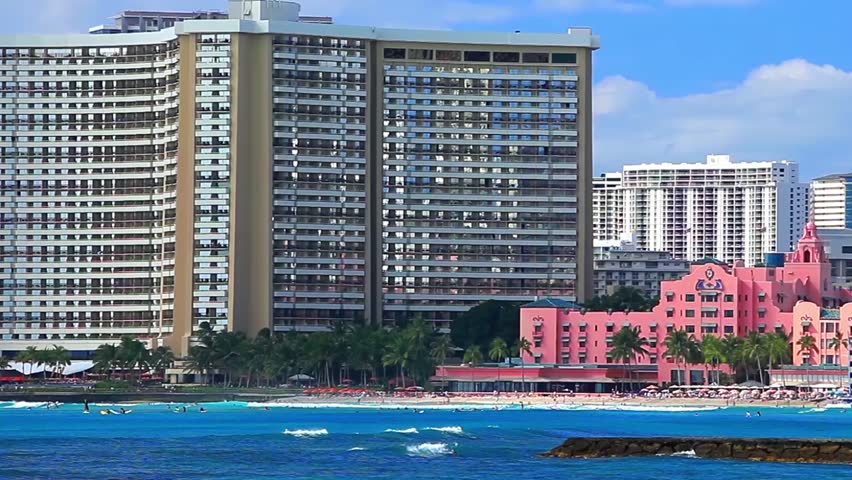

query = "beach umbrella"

[{"left": 289, "top": 374, "right": 314, "bottom": 382}]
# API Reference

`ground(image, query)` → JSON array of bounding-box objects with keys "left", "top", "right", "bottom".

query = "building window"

[
  {"left": 606, "top": 324, "right": 614, "bottom": 332},
  {"left": 758, "top": 310, "right": 766, "bottom": 319},
  {"left": 562, "top": 324, "right": 570, "bottom": 332},
  {"left": 534, "top": 356, "right": 542, "bottom": 364},
  {"left": 407, "top": 49, "right": 433, "bottom": 60},
  {"left": 522, "top": 52, "right": 549, "bottom": 63},
  {"left": 724, "top": 325, "right": 734, "bottom": 334},
  {"left": 552, "top": 52, "right": 577, "bottom": 64},
  {"left": 666, "top": 310, "right": 674, "bottom": 318},
  {"left": 650, "top": 325, "right": 657, "bottom": 333},
  {"left": 724, "top": 294, "right": 734, "bottom": 302},
  {"left": 534, "top": 338, "right": 542, "bottom": 347},
  {"left": 686, "top": 309, "right": 695, "bottom": 317},
  {"left": 686, "top": 325, "right": 695, "bottom": 333},
  {"left": 562, "top": 339, "right": 570, "bottom": 347},
  {"left": 464, "top": 51, "right": 490, "bottom": 62},
  {"left": 724, "top": 310, "right": 734, "bottom": 318},
  {"left": 666, "top": 293, "right": 674, "bottom": 302},
  {"left": 383, "top": 48, "right": 405, "bottom": 59},
  {"left": 493, "top": 52, "right": 520, "bottom": 63},
  {"left": 579, "top": 324, "right": 586, "bottom": 332},
  {"left": 435, "top": 50, "right": 461, "bottom": 61},
  {"left": 685, "top": 294, "right": 695, "bottom": 302},
  {"left": 534, "top": 324, "right": 542, "bottom": 333}
]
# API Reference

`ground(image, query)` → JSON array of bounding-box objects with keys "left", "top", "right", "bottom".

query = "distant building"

[
  {"left": 821, "top": 229, "right": 852, "bottom": 288},
  {"left": 810, "top": 173, "right": 852, "bottom": 229},
  {"left": 593, "top": 235, "right": 690, "bottom": 300},
  {"left": 616, "top": 154, "right": 807, "bottom": 267},
  {"left": 592, "top": 172, "right": 623, "bottom": 242},
  {"left": 88, "top": 8, "right": 332, "bottom": 34}
]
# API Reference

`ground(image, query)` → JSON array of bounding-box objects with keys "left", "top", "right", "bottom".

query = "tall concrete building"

[
  {"left": 810, "top": 173, "right": 852, "bottom": 230},
  {"left": 613, "top": 154, "right": 806, "bottom": 267},
  {"left": 0, "top": 0, "right": 599, "bottom": 357},
  {"left": 593, "top": 235, "right": 690, "bottom": 300},
  {"left": 592, "top": 172, "right": 623, "bottom": 242}
]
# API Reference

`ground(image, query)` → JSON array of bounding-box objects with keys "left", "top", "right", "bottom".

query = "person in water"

[
  {"left": 182, "top": 406, "right": 187, "bottom": 413},
  {"left": 199, "top": 407, "right": 207, "bottom": 413},
  {"left": 120, "top": 407, "right": 126, "bottom": 414},
  {"left": 84, "top": 399, "right": 90, "bottom": 413},
  {"left": 756, "top": 411, "right": 761, "bottom": 417}
]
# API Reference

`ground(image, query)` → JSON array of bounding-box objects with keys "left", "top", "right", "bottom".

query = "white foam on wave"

[
  {"left": 283, "top": 428, "right": 329, "bottom": 438},
  {"left": 798, "top": 408, "right": 827, "bottom": 414},
  {"left": 545, "top": 404, "right": 722, "bottom": 413},
  {"left": 246, "top": 401, "right": 498, "bottom": 411},
  {"left": 3, "top": 401, "right": 47, "bottom": 409},
  {"left": 385, "top": 428, "right": 419, "bottom": 434},
  {"left": 405, "top": 442, "right": 455, "bottom": 457},
  {"left": 246, "top": 401, "right": 725, "bottom": 413},
  {"left": 93, "top": 403, "right": 141, "bottom": 407},
  {"left": 823, "top": 403, "right": 850, "bottom": 409},
  {"left": 424, "top": 426, "right": 464, "bottom": 435},
  {"left": 347, "top": 447, "right": 367, "bottom": 451}
]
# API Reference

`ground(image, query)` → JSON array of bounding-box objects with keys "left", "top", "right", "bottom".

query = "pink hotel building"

[{"left": 436, "top": 224, "right": 852, "bottom": 392}]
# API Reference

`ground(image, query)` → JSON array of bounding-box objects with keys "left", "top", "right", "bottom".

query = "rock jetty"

[{"left": 544, "top": 437, "right": 852, "bottom": 464}]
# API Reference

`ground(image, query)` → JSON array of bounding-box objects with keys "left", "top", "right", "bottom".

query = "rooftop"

[{"left": 523, "top": 298, "right": 583, "bottom": 309}]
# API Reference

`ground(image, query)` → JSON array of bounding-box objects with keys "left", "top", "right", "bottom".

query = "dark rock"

[{"left": 544, "top": 437, "right": 852, "bottom": 464}]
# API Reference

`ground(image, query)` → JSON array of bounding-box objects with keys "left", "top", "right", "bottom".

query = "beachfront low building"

[{"left": 435, "top": 223, "right": 852, "bottom": 392}]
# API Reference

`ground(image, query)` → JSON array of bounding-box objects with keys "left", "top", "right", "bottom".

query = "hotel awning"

[
  {"left": 606, "top": 322, "right": 614, "bottom": 326},
  {"left": 701, "top": 322, "right": 718, "bottom": 327}
]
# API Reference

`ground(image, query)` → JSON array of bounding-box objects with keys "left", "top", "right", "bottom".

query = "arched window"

[{"left": 803, "top": 249, "right": 811, "bottom": 263}]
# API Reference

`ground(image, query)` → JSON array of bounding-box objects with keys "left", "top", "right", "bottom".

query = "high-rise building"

[
  {"left": 593, "top": 235, "right": 690, "bottom": 300},
  {"left": 592, "top": 172, "right": 623, "bottom": 242},
  {"left": 0, "top": 0, "right": 599, "bottom": 357},
  {"left": 810, "top": 173, "right": 852, "bottom": 230},
  {"left": 613, "top": 154, "right": 806, "bottom": 267}
]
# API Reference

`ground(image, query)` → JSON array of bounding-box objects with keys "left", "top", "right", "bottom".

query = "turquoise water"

[{"left": 1, "top": 401, "right": 851, "bottom": 479}]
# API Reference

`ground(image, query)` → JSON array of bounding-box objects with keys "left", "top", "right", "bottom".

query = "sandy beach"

[{"left": 259, "top": 392, "right": 840, "bottom": 410}]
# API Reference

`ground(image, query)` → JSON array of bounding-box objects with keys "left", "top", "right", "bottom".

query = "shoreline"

[{"left": 0, "top": 390, "right": 838, "bottom": 410}]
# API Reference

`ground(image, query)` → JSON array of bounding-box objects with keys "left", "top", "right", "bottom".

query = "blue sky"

[{"left": 4, "top": 0, "right": 852, "bottom": 180}]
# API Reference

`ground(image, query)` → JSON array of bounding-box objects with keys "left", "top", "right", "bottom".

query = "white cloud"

[{"left": 593, "top": 59, "right": 852, "bottom": 179}]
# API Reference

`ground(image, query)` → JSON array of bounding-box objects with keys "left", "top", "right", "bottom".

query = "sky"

[{"left": 4, "top": 0, "right": 852, "bottom": 180}]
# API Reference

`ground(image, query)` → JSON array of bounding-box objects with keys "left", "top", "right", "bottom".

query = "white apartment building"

[
  {"left": 810, "top": 173, "right": 852, "bottom": 230},
  {"left": 0, "top": 0, "right": 599, "bottom": 357},
  {"left": 592, "top": 172, "right": 623, "bottom": 242},
  {"left": 615, "top": 154, "right": 806, "bottom": 267}
]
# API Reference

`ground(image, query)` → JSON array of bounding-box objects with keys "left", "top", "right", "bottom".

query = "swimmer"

[
  {"left": 745, "top": 411, "right": 752, "bottom": 418},
  {"left": 120, "top": 407, "right": 126, "bottom": 414},
  {"left": 756, "top": 411, "right": 761, "bottom": 417},
  {"left": 199, "top": 407, "right": 207, "bottom": 413}
]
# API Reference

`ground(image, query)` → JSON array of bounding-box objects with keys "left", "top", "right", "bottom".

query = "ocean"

[{"left": 0, "top": 401, "right": 849, "bottom": 479}]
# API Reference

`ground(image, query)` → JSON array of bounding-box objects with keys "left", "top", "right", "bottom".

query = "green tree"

[
  {"left": 765, "top": 331, "right": 791, "bottom": 386},
  {"left": 609, "top": 326, "right": 649, "bottom": 391},
  {"left": 49, "top": 345, "right": 71, "bottom": 378},
  {"left": 0, "top": 356, "right": 9, "bottom": 371},
  {"left": 828, "top": 332, "right": 844, "bottom": 366},
  {"left": 93, "top": 344, "right": 120, "bottom": 380},
  {"left": 663, "top": 329, "right": 695, "bottom": 385},
  {"left": 700, "top": 335, "right": 725, "bottom": 384},
  {"left": 117, "top": 337, "right": 149, "bottom": 383},
  {"left": 741, "top": 332, "right": 766, "bottom": 385},
  {"left": 148, "top": 346, "right": 175, "bottom": 379},
  {"left": 514, "top": 337, "right": 533, "bottom": 392},
  {"left": 383, "top": 332, "right": 410, "bottom": 389},
  {"left": 797, "top": 334, "right": 818, "bottom": 386},
  {"left": 463, "top": 345, "right": 484, "bottom": 366},
  {"left": 488, "top": 338, "right": 509, "bottom": 391},
  {"left": 16, "top": 346, "right": 39, "bottom": 377},
  {"left": 585, "top": 286, "right": 658, "bottom": 313},
  {"left": 451, "top": 300, "right": 522, "bottom": 353},
  {"left": 33, "top": 348, "right": 52, "bottom": 379},
  {"left": 431, "top": 335, "right": 453, "bottom": 390}
]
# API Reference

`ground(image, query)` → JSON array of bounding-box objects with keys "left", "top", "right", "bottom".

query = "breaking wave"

[
  {"left": 405, "top": 442, "right": 455, "bottom": 457},
  {"left": 283, "top": 428, "right": 329, "bottom": 438}
]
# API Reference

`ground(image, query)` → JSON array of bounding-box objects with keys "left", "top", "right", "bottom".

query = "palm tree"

[
  {"left": 797, "top": 334, "right": 818, "bottom": 386},
  {"left": 609, "top": 326, "right": 649, "bottom": 392},
  {"left": 117, "top": 337, "right": 149, "bottom": 383},
  {"left": 701, "top": 335, "right": 725, "bottom": 385},
  {"left": 93, "top": 344, "right": 120, "bottom": 380},
  {"left": 148, "top": 346, "right": 175, "bottom": 379},
  {"left": 488, "top": 338, "right": 509, "bottom": 392},
  {"left": 721, "top": 334, "right": 744, "bottom": 382},
  {"left": 463, "top": 345, "right": 483, "bottom": 365},
  {"left": 0, "top": 356, "right": 9, "bottom": 370},
  {"left": 16, "top": 346, "right": 39, "bottom": 377},
  {"left": 431, "top": 335, "right": 453, "bottom": 391},
  {"left": 50, "top": 345, "right": 71, "bottom": 378},
  {"left": 514, "top": 337, "right": 533, "bottom": 393},
  {"left": 33, "top": 348, "right": 52, "bottom": 379},
  {"left": 463, "top": 345, "right": 484, "bottom": 392},
  {"left": 828, "top": 332, "right": 844, "bottom": 366},
  {"left": 383, "top": 333, "right": 409, "bottom": 389},
  {"left": 741, "top": 332, "right": 766, "bottom": 385},
  {"left": 765, "top": 332, "right": 791, "bottom": 386},
  {"left": 663, "top": 329, "right": 694, "bottom": 385}
]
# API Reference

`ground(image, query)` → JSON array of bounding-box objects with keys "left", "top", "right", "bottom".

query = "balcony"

[{"left": 532, "top": 330, "right": 544, "bottom": 338}]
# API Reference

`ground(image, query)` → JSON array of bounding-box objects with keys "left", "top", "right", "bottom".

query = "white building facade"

[
  {"left": 810, "top": 173, "right": 852, "bottom": 230},
  {"left": 592, "top": 172, "right": 623, "bottom": 242},
  {"left": 612, "top": 154, "right": 806, "bottom": 267}
]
